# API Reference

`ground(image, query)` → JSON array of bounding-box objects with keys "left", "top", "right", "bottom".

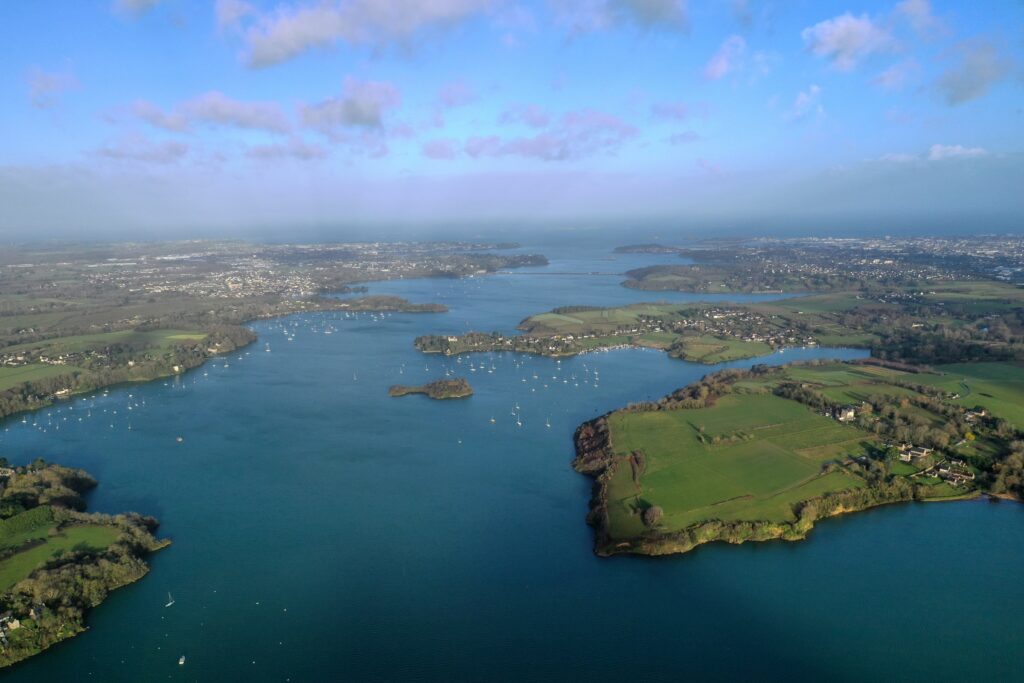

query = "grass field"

[
  {"left": 911, "top": 362, "right": 1024, "bottom": 428},
  {"left": 920, "top": 281, "right": 1024, "bottom": 314},
  {"left": 2, "top": 329, "right": 206, "bottom": 356},
  {"left": 0, "top": 524, "right": 121, "bottom": 592},
  {"left": 605, "top": 393, "right": 873, "bottom": 535},
  {"left": 522, "top": 304, "right": 679, "bottom": 336},
  {"left": 0, "top": 364, "right": 85, "bottom": 392},
  {"left": 768, "top": 292, "right": 869, "bottom": 314},
  {"left": 0, "top": 507, "right": 55, "bottom": 553},
  {"left": 672, "top": 336, "right": 772, "bottom": 363}
]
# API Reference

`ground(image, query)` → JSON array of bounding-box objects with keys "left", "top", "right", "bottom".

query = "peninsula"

[
  {"left": 0, "top": 461, "right": 168, "bottom": 667},
  {"left": 389, "top": 378, "right": 473, "bottom": 400},
  {"left": 574, "top": 359, "right": 1023, "bottom": 556}
]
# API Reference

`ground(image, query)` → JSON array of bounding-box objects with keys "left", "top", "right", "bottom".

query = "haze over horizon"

[{"left": 2, "top": 0, "right": 1022, "bottom": 238}]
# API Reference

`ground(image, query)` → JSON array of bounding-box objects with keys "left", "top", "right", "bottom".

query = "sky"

[{"left": 1, "top": 0, "right": 1022, "bottom": 239}]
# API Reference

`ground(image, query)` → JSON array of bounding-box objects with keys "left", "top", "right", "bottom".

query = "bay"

[{"left": 2, "top": 246, "right": 1021, "bottom": 681}]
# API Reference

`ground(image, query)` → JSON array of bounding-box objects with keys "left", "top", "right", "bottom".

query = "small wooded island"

[
  {"left": 0, "top": 461, "right": 167, "bottom": 668},
  {"left": 389, "top": 378, "right": 473, "bottom": 400}
]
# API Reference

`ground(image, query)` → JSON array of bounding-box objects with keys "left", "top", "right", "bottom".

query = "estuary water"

[{"left": 2, "top": 246, "right": 1023, "bottom": 681}]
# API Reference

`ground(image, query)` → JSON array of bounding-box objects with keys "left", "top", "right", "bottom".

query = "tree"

[{"left": 643, "top": 506, "right": 663, "bottom": 527}]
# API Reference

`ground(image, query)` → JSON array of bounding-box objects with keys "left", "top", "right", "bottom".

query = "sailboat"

[{"left": 165, "top": 592, "right": 175, "bottom": 607}]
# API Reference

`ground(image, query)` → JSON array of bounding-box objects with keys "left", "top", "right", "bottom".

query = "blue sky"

[{"left": 1, "top": 0, "right": 1022, "bottom": 236}]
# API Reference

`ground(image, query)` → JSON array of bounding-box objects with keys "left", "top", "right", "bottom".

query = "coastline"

[
  {"left": 572, "top": 414, "right": 1005, "bottom": 558},
  {"left": 0, "top": 466, "right": 169, "bottom": 669},
  {"left": 0, "top": 294, "right": 447, "bottom": 425}
]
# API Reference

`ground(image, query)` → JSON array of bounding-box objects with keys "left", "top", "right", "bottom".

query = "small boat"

[
  {"left": 165, "top": 592, "right": 175, "bottom": 607},
  {"left": 179, "top": 655, "right": 186, "bottom": 665},
  {"left": 176, "top": 436, "right": 184, "bottom": 443}
]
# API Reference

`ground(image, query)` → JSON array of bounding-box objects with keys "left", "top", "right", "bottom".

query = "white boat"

[
  {"left": 165, "top": 592, "right": 175, "bottom": 607},
  {"left": 179, "top": 655, "right": 186, "bottom": 665}
]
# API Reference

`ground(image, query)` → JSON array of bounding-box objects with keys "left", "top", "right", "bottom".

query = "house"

[
  {"left": 0, "top": 468, "right": 15, "bottom": 478},
  {"left": 834, "top": 405, "right": 857, "bottom": 422},
  {"left": 898, "top": 445, "right": 933, "bottom": 463},
  {"left": 0, "top": 612, "right": 20, "bottom": 632}
]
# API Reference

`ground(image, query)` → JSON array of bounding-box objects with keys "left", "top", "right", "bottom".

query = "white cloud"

[
  {"left": 895, "top": 0, "right": 943, "bottom": 37},
  {"left": 875, "top": 145, "right": 989, "bottom": 163},
  {"left": 96, "top": 135, "right": 188, "bottom": 164},
  {"left": 301, "top": 77, "right": 401, "bottom": 131},
  {"left": 135, "top": 92, "right": 291, "bottom": 133},
  {"left": 937, "top": 40, "right": 1011, "bottom": 106},
  {"left": 787, "top": 84, "right": 822, "bottom": 121},
  {"left": 241, "top": 0, "right": 496, "bottom": 67},
  {"left": 247, "top": 138, "right": 328, "bottom": 161},
  {"left": 553, "top": 0, "right": 688, "bottom": 34},
  {"left": 872, "top": 60, "right": 918, "bottom": 91},
  {"left": 422, "top": 138, "right": 460, "bottom": 159},
  {"left": 667, "top": 131, "right": 699, "bottom": 145},
  {"left": 500, "top": 104, "right": 551, "bottom": 128},
  {"left": 618, "top": 0, "right": 687, "bottom": 27},
  {"left": 465, "top": 109, "right": 637, "bottom": 161},
  {"left": 26, "top": 67, "right": 79, "bottom": 109},
  {"left": 801, "top": 13, "right": 893, "bottom": 71},
  {"left": 877, "top": 152, "right": 917, "bottom": 163},
  {"left": 436, "top": 80, "right": 477, "bottom": 108},
  {"left": 928, "top": 144, "right": 987, "bottom": 161},
  {"left": 134, "top": 101, "right": 190, "bottom": 132},
  {"left": 114, "top": 0, "right": 160, "bottom": 16},
  {"left": 704, "top": 35, "right": 746, "bottom": 80},
  {"left": 216, "top": 0, "right": 256, "bottom": 30}
]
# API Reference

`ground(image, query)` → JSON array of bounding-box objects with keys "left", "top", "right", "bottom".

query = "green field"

[
  {"left": 605, "top": 393, "right": 872, "bottom": 536},
  {"left": 769, "top": 292, "right": 869, "bottom": 314},
  {"left": 0, "top": 524, "right": 122, "bottom": 592},
  {"left": 0, "top": 507, "right": 55, "bottom": 553},
  {"left": 522, "top": 304, "right": 679, "bottom": 336},
  {"left": 2, "top": 329, "right": 206, "bottom": 356},
  {"left": 912, "top": 362, "right": 1024, "bottom": 428},
  {"left": 672, "top": 335, "right": 772, "bottom": 363},
  {"left": 0, "top": 364, "right": 85, "bottom": 392}
]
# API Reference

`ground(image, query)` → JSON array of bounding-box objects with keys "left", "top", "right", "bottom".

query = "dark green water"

[{"left": 2, "top": 246, "right": 1022, "bottom": 681}]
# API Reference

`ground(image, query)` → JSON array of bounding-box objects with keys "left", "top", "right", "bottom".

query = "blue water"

[{"left": 2, "top": 248, "right": 1022, "bottom": 681}]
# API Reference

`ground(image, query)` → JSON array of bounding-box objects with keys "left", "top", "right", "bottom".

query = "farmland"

[
  {"left": 668, "top": 335, "right": 772, "bottom": 363},
  {"left": 0, "top": 524, "right": 122, "bottom": 593},
  {"left": 574, "top": 359, "right": 1022, "bottom": 556},
  {"left": 605, "top": 393, "right": 873, "bottom": 535},
  {"left": 0, "top": 365, "right": 85, "bottom": 393},
  {"left": 913, "top": 362, "right": 1024, "bottom": 428},
  {"left": 1, "top": 329, "right": 207, "bottom": 356}
]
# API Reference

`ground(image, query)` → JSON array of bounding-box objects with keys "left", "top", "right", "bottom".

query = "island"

[
  {"left": 388, "top": 378, "right": 473, "bottom": 400},
  {"left": 574, "top": 359, "right": 1023, "bottom": 556},
  {"left": 0, "top": 240, "right": 549, "bottom": 423},
  {"left": 0, "top": 461, "right": 168, "bottom": 668}
]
